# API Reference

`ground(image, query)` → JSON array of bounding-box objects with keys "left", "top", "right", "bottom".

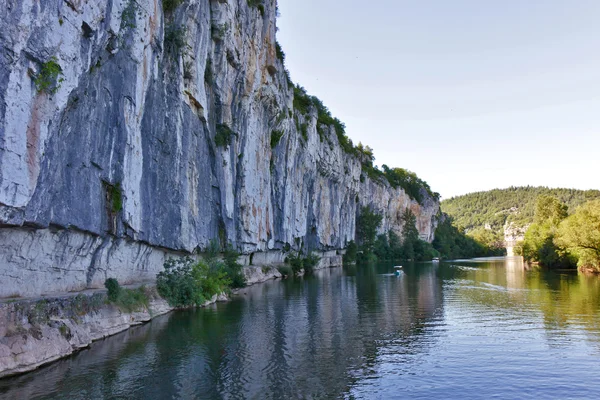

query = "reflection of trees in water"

[
  {"left": 0, "top": 265, "right": 447, "bottom": 399},
  {"left": 449, "top": 258, "right": 600, "bottom": 347}
]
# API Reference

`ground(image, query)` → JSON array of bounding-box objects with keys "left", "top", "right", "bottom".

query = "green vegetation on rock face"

[
  {"left": 215, "top": 124, "right": 236, "bottom": 147},
  {"left": 289, "top": 83, "right": 438, "bottom": 204},
  {"left": 164, "top": 25, "right": 188, "bottom": 56},
  {"left": 247, "top": 0, "right": 265, "bottom": 17},
  {"left": 271, "top": 130, "right": 284, "bottom": 148},
  {"left": 162, "top": 0, "right": 183, "bottom": 13},
  {"left": 381, "top": 165, "right": 439, "bottom": 203},
  {"left": 285, "top": 63, "right": 436, "bottom": 205},
  {"left": 34, "top": 57, "right": 64, "bottom": 94}
]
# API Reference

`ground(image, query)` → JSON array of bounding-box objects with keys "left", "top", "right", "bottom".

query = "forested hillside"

[{"left": 442, "top": 187, "right": 600, "bottom": 232}]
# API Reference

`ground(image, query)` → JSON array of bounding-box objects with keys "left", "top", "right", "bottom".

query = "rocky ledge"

[{"left": 0, "top": 264, "right": 285, "bottom": 379}]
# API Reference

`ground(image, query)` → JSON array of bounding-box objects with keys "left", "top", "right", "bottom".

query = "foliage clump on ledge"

[
  {"left": 34, "top": 57, "right": 64, "bottom": 94},
  {"left": 247, "top": 0, "right": 265, "bottom": 17},
  {"left": 290, "top": 84, "right": 437, "bottom": 205},
  {"left": 156, "top": 243, "right": 246, "bottom": 307},
  {"left": 104, "top": 278, "right": 150, "bottom": 313},
  {"left": 215, "top": 124, "right": 236, "bottom": 147},
  {"left": 271, "top": 130, "right": 284, "bottom": 148},
  {"left": 284, "top": 252, "right": 321, "bottom": 276},
  {"left": 162, "top": 0, "right": 183, "bottom": 13}
]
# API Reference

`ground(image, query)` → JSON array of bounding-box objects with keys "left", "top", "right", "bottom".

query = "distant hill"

[{"left": 441, "top": 187, "right": 600, "bottom": 233}]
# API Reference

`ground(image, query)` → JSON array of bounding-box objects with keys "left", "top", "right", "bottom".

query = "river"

[{"left": 1, "top": 257, "right": 600, "bottom": 399}]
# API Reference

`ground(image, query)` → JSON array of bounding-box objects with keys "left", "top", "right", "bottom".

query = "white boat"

[{"left": 432, "top": 257, "right": 440, "bottom": 263}]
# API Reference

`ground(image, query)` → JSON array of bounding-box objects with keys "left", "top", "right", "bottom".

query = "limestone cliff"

[{"left": 0, "top": 0, "right": 439, "bottom": 297}]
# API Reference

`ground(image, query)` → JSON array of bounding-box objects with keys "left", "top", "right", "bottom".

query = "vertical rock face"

[
  {"left": 504, "top": 222, "right": 528, "bottom": 256},
  {"left": 0, "top": 0, "right": 439, "bottom": 296}
]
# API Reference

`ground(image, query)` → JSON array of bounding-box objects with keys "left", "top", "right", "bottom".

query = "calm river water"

[{"left": 2, "top": 257, "right": 600, "bottom": 399}]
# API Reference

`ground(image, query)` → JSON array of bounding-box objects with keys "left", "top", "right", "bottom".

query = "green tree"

[
  {"left": 356, "top": 206, "right": 383, "bottom": 254},
  {"left": 556, "top": 200, "right": 600, "bottom": 272},
  {"left": 469, "top": 227, "right": 504, "bottom": 252},
  {"left": 388, "top": 230, "right": 403, "bottom": 260},
  {"left": 441, "top": 186, "right": 600, "bottom": 251},
  {"left": 522, "top": 196, "right": 574, "bottom": 268},
  {"left": 401, "top": 209, "right": 419, "bottom": 260},
  {"left": 223, "top": 245, "right": 246, "bottom": 288},
  {"left": 534, "top": 195, "right": 568, "bottom": 225},
  {"left": 373, "top": 233, "right": 391, "bottom": 260},
  {"left": 343, "top": 240, "right": 358, "bottom": 264},
  {"left": 432, "top": 216, "right": 499, "bottom": 259}
]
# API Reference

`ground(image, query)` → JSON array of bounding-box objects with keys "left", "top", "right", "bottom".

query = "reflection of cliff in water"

[
  {"left": 0, "top": 265, "right": 446, "bottom": 400},
  {"left": 0, "top": 310, "right": 173, "bottom": 399}
]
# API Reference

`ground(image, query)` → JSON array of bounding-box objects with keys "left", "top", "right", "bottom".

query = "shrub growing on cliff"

[
  {"left": 275, "top": 41, "right": 285, "bottom": 62},
  {"left": 293, "top": 86, "right": 312, "bottom": 115},
  {"left": 380, "top": 165, "right": 439, "bottom": 204},
  {"left": 211, "top": 22, "right": 229, "bottom": 42},
  {"left": 271, "top": 130, "right": 284, "bottom": 148},
  {"left": 247, "top": 0, "right": 265, "bottom": 17},
  {"left": 215, "top": 124, "right": 236, "bottom": 147},
  {"left": 104, "top": 278, "right": 149, "bottom": 312},
  {"left": 105, "top": 278, "right": 121, "bottom": 302},
  {"left": 34, "top": 57, "right": 64, "bottom": 94},
  {"left": 165, "top": 25, "right": 188, "bottom": 56},
  {"left": 163, "top": 0, "right": 183, "bottom": 13}
]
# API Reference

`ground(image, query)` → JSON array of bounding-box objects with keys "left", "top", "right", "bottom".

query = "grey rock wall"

[{"left": 0, "top": 0, "right": 439, "bottom": 297}]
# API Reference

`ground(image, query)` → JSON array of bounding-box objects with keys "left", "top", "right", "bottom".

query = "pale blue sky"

[{"left": 277, "top": 0, "right": 600, "bottom": 199}]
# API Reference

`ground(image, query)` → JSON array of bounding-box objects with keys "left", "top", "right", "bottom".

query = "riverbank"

[{"left": 0, "top": 266, "right": 283, "bottom": 378}]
